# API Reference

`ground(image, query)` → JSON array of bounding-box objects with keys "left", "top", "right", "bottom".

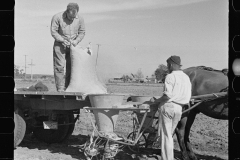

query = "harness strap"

[{"left": 197, "top": 66, "right": 228, "bottom": 76}]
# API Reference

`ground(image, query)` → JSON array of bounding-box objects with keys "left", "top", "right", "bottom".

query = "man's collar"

[
  {"left": 63, "top": 11, "right": 79, "bottom": 19},
  {"left": 172, "top": 70, "right": 182, "bottom": 73}
]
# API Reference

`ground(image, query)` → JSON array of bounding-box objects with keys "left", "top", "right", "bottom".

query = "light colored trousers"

[{"left": 158, "top": 102, "right": 182, "bottom": 160}]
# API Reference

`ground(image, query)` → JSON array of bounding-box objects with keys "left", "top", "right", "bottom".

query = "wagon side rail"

[{"left": 190, "top": 92, "right": 227, "bottom": 100}]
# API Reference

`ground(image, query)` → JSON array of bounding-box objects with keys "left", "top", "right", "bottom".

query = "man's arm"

[
  {"left": 154, "top": 94, "right": 170, "bottom": 106},
  {"left": 74, "top": 16, "right": 85, "bottom": 44},
  {"left": 153, "top": 75, "right": 173, "bottom": 107},
  {"left": 50, "top": 15, "right": 65, "bottom": 43}
]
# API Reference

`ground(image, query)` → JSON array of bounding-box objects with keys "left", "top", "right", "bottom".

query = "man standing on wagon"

[
  {"left": 154, "top": 56, "right": 192, "bottom": 160},
  {"left": 51, "top": 3, "right": 85, "bottom": 92}
]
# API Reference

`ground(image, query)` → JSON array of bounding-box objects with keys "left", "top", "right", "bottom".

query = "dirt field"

[{"left": 14, "top": 80, "right": 228, "bottom": 160}]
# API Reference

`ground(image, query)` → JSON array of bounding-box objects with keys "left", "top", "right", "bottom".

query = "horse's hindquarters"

[{"left": 196, "top": 97, "right": 228, "bottom": 120}]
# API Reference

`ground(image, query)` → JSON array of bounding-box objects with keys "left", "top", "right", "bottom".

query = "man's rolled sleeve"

[
  {"left": 51, "top": 15, "right": 65, "bottom": 43},
  {"left": 75, "top": 16, "right": 85, "bottom": 44},
  {"left": 163, "top": 75, "right": 174, "bottom": 98}
]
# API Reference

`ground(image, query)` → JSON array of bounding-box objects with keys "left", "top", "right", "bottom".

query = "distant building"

[{"left": 146, "top": 77, "right": 157, "bottom": 83}]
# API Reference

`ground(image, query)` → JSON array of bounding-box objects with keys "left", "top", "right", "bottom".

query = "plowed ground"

[{"left": 14, "top": 80, "right": 228, "bottom": 160}]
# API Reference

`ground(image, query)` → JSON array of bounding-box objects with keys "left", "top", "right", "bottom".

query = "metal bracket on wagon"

[{"left": 75, "top": 93, "right": 88, "bottom": 101}]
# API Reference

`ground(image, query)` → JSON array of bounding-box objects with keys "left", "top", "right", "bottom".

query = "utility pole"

[
  {"left": 96, "top": 44, "right": 101, "bottom": 67},
  {"left": 28, "top": 59, "right": 35, "bottom": 80},
  {"left": 24, "top": 55, "right": 28, "bottom": 80}
]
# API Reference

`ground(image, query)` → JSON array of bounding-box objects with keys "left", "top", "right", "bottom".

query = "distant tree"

[
  {"left": 20, "top": 69, "right": 24, "bottom": 75},
  {"left": 125, "top": 75, "right": 130, "bottom": 82},
  {"left": 14, "top": 64, "right": 24, "bottom": 78},
  {"left": 151, "top": 74, "right": 156, "bottom": 79},
  {"left": 154, "top": 64, "right": 168, "bottom": 83},
  {"left": 121, "top": 75, "right": 126, "bottom": 82},
  {"left": 135, "top": 69, "right": 144, "bottom": 79},
  {"left": 131, "top": 73, "right": 135, "bottom": 78},
  {"left": 41, "top": 75, "right": 47, "bottom": 79},
  {"left": 121, "top": 74, "right": 131, "bottom": 82},
  {"left": 14, "top": 65, "right": 20, "bottom": 76}
]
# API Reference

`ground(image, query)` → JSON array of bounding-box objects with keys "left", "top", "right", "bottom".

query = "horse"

[{"left": 175, "top": 66, "right": 228, "bottom": 160}]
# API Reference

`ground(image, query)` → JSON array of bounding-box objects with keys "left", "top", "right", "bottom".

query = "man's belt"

[{"left": 172, "top": 101, "right": 188, "bottom": 106}]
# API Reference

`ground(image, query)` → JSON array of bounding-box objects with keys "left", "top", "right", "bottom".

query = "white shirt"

[{"left": 164, "top": 70, "right": 192, "bottom": 104}]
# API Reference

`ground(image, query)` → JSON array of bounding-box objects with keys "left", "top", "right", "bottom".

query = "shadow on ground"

[
  {"left": 18, "top": 134, "right": 88, "bottom": 159},
  {"left": 18, "top": 134, "right": 226, "bottom": 160}
]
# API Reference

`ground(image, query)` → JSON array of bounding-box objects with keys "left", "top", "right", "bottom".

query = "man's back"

[{"left": 164, "top": 70, "right": 192, "bottom": 104}]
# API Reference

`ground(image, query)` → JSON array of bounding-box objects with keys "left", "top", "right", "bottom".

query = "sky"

[{"left": 15, "top": 0, "right": 228, "bottom": 80}]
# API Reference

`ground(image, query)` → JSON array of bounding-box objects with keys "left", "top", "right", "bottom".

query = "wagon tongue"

[{"left": 65, "top": 44, "right": 107, "bottom": 94}]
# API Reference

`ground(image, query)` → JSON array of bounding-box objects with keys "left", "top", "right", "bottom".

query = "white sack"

[{"left": 65, "top": 45, "right": 107, "bottom": 94}]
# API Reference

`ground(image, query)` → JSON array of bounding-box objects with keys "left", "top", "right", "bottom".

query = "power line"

[
  {"left": 24, "top": 55, "right": 28, "bottom": 80},
  {"left": 96, "top": 44, "right": 101, "bottom": 67},
  {"left": 28, "top": 59, "right": 35, "bottom": 80}
]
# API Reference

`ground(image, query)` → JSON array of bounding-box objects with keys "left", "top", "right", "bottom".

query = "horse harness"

[{"left": 197, "top": 66, "right": 228, "bottom": 76}]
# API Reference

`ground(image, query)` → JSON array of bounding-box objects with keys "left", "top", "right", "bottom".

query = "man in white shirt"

[{"left": 154, "top": 55, "right": 192, "bottom": 160}]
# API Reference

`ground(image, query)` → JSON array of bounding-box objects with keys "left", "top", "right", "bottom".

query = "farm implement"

[{"left": 14, "top": 90, "right": 227, "bottom": 159}]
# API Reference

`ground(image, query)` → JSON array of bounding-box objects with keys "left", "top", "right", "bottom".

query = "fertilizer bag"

[{"left": 65, "top": 45, "right": 107, "bottom": 94}]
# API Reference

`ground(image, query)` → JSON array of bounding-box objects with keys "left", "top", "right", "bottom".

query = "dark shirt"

[{"left": 51, "top": 11, "right": 85, "bottom": 44}]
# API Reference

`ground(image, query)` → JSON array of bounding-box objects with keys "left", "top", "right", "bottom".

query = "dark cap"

[
  {"left": 167, "top": 55, "right": 182, "bottom": 66},
  {"left": 67, "top": 3, "right": 79, "bottom": 12}
]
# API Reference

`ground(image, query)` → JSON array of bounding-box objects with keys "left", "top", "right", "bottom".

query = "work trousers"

[
  {"left": 158, "top": 102, "right": 182, "bottom": 160},
  {"left": 53, "top": 42, "right": 71, "bottom": 90}
]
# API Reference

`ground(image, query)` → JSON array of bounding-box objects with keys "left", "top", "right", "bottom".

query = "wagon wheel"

[
  {"left": 127, "top": 131, "right": 148, "bottom": 153},
  {"left": 61, "top": 114, "right": 75, "bottom": 142},
  {"left": 14, "top": 109, "right": 26, "bottom": 148},
  {"left": 33, "top": 114, "right": 70, "bottom": 144}
]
